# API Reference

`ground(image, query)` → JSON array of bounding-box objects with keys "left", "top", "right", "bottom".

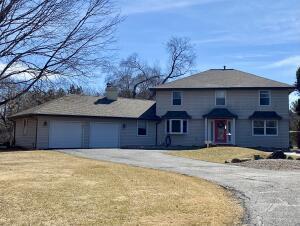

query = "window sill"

[
  {"left": 167, "top": 133, "right": 187, "bottom": 135},
  {"left": 252, "top": 134, "right": 278, "bottom": 137}
]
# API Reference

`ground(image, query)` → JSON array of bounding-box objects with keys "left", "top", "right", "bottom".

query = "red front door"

[{"left": 214, "top": 120, "right": 227, "bottom": 143}]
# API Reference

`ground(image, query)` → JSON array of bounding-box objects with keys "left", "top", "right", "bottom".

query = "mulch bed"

[{"left": 231, "top": 159, "right": 300, "bottom": 171}]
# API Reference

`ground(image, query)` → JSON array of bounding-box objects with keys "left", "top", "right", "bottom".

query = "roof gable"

[{"left": 152, "top": 69, "right": 293, "bottom": 90}]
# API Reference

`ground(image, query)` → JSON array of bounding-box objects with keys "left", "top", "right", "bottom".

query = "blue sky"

[{"left": 99, "top": 0, "right": 300, "bottom": 100}]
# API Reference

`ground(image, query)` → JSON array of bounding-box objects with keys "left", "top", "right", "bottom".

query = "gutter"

[
  {"left": 9, "top": 113, "right": 161, "bottom": 121},
  {"left": 150, "top": 87, "right": 295, "bottom": 91}
]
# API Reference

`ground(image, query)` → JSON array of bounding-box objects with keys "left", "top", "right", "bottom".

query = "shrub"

[
  {"left": 231, "top": 158, "right": 242, "bottom": 163},
  {"left": 267, "top": 151, "right": 286, "bottom": 159},
  {"left": 254, "top": 154, "right": 262, "bottom": 160}
]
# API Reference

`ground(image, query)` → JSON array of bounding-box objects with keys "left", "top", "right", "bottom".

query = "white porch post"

[{"left": 232, "top": 118, "right": 236, "bottom": 145}]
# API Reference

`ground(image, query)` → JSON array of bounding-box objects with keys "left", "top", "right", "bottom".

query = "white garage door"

[
  {"left": 49, "top": 121, "right": 82, "bottom": 148},
  {"left": 89, "top": 123, "right": 119, "bottom": 148}
]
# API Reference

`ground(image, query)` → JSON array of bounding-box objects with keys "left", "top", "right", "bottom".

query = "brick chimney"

[{"left": 105, "top": 83, "right": 118, "bottom": 101}]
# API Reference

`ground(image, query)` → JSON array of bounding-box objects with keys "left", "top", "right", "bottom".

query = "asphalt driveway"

[{"left": 58, "top": 149, "right": 300, "bottom": 226}]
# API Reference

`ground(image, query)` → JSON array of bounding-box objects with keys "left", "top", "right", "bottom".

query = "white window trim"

[
  {"left": 166, "top": 119, "right": 188, "bottom": 134},
  {"left": 172, "top": 91, "right": 183, "bottom": 106},
  {"left": 259, "top": 90, "right": 271, "bottom": 106},
  {"left": 215, "top": 90, "right": 227, "bottom": 106},
  {"left": 252, "top": 120, "right": 278, "bottom": 136},
  {"left": 137, "top": 120, "right": 148, "bottom": 136}
]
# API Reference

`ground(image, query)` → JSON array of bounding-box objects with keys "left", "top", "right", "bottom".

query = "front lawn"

[
  {"left": 169, "top": 146, "right": 269, "bottom": 163},
  {"left": 0, "top": 151, "right": 243, "bottom": 225}
]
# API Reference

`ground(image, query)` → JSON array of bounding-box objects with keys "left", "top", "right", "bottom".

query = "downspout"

[
  {"left": 155, "top": 120, "right": 162, "bottom": 146},
  {"left": 13, "top": 120, "right": 16, "bottom": 147},
  {"left": 34, "top": 117, "right": 38, "bottom": 149},
  {"left": 155, "top": 121, "right": 159, "bottom": 146}
]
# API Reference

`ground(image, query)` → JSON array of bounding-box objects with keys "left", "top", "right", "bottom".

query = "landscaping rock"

[
  {"left": 231, "top": 159, "right": 300, "bottom": 171},
  {"left": 253, "top": 154, "right": 262, "bottom": 160},
  {"left": 231, "top": 158, "right": 242, "bottom": 163},
  {"left": 267, "top": 151, "right": 286, "bottom": 159}
]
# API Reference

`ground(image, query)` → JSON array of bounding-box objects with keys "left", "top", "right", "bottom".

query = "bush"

[
  {"left": 267, "top": 151, "right": 286, "bottom": 159},
  {"left": 254, "top": 154, "right": 262, "bottom": 160},
  {"left": 231, "top": 158, "right": 242, "bottom": 163}
]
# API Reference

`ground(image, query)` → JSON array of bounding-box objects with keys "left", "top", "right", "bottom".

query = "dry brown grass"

[
  {"left": 0, "top": 151, "right": 243, "bottom": 225},
  {"left": 169, "top": 146, "right": 269, "bottom": 163}
]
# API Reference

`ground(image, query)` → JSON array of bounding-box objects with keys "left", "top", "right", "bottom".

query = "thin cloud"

[
  {"left": 266, "top": 56, "right": 300, "bottom": 69},
  {"left": 0, "top": 63, "right": 59, "bottom": 81},
  {"left": 121, "top": 0, "right": 221, "bottom": 14}
]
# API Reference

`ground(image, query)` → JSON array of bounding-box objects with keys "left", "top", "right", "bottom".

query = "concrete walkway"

[
  {"left": 58, "top": 149, "right": 300, "bottom": 226},
  {"left": 285, "top": 152, "right": 300, "bottom": 158}
]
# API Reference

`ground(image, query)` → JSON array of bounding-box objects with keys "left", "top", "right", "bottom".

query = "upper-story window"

[
  {"left": 259, "top": 90, "right": 271, "bottom": 106},
  {"left": 215, "top": 90, "right": 226, "bottom": 106},
  {"left": 172, "top": 91, "right": 182, "bottom": 105}
]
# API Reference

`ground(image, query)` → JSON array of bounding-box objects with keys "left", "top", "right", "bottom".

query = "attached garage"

[
  {"left": 89, "top": 123, "right": 120, "bottom": 148},
  {"left": 49, "top": 121, "right": 82, "bottom": 149},
  {"left": 11, "top": 94, "right": 159, "bottom": 149}
]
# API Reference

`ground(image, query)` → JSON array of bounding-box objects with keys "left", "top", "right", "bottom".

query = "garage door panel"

[
  {"left": 49, "top": 121, "right": 82, "bottom": 148},
  {"left": 89, "top": 123, "right": 119, "bottom": 148}
]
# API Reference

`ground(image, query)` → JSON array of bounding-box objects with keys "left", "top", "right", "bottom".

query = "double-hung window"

[
  {"left": 259, "top": 91, "right": 270, "bottom": 106},
  {"left": 137, "top": 120, "right": 147, "bottom": 136},
  {"left": 215, "top": 90, "right": 226, "bottom": 106},
  {"left": 166, "top": 119, "right": 188, "bottom": 134},
  {"left": 253, "top": 120, "right": 278, "bottom": 136},
  {"left": 172, "top": 91, "right": 182, "bottom": 105}
]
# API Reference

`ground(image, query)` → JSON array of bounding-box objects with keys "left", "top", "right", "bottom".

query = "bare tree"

[
  {"left": 161, "top": 37, "right": 196, "bottom": 84},
  {"left": 106, "top": 37, "right": 196, "bottom": 98},
  {"left": 0, "top": 0, "right": 121, "bottom": 107},
  {"left": 0, "top": 83, "right": 91, "bottom": 144},
  {"left": 106, "top": 54, "right": 161, "bottom": 98}
]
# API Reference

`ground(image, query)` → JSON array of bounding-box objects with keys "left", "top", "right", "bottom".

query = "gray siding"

[
  {"left": 156, "top": 89, "right": 290, "bottom": 148},
  {"left": 15, "top": 118, "right": 37, "bottom": 149},
  {"left": 157, "top": 119, "right": 204, "bottom": 146},
  {"left": 15, "top": 116, "right": 156, "bottom": 149},
  {"left": 236, "top": 119, "right": 289, "bottom": 148},
  {"left": 156, "top": 89, "right": 289, "bottom": 120}
]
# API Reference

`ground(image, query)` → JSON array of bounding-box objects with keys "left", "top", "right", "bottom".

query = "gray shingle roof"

[
  {"left": 161, "top": 111, "right": 191, "bottom": 119},
  {"left": 151, "top": 69, "right": 293, "bottom": 90},
  {"left": 11, "top": 95, "right": 159, "bottom": 120},
  {"left": 203, "top": 108, "right": 238, "bottom": 119},
  {"left": 249, "top": 111, "right": 282, "bottom": 120}
]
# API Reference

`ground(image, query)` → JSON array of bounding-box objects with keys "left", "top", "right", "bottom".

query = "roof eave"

[
  {"left": 151, "top": 86, "right": 294, "bottom": 91},
  {"left": 9, "top": 113, "right": 161, "bottom": 121}
]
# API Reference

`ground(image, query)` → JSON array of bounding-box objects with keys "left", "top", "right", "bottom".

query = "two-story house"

[
  {"left": 152, "top": 69, "right": 292, "bottom": 148},
  {"left": 11, "top": 68, "right": 293, "bottom": 149}
]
